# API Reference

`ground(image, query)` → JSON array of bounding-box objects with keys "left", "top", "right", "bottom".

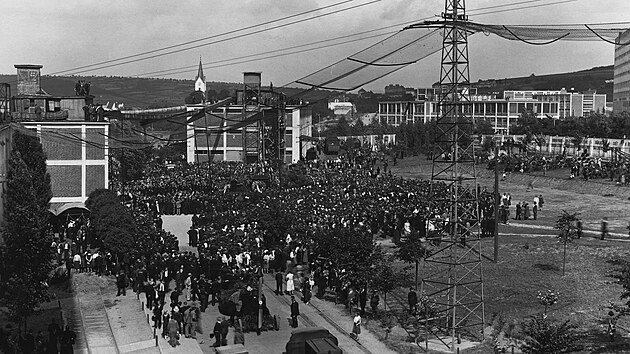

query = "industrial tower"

[{"left": 422, "top": 0, "right": 485, "bottom": 350}]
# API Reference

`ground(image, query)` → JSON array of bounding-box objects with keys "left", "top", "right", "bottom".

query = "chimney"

[{"left": 14, "top": 64, "right": 43, "bottom": 96}]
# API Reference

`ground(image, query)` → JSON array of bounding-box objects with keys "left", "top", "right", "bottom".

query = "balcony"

[{"left": 12, "top": 110, "right": 69, "bottom": 122}]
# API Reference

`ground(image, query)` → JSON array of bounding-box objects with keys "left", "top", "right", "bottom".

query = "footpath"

[{"left": 71, "top": 273, "right": 161, "bottom": 354}]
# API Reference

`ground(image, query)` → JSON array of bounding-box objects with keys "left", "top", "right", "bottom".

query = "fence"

[{"left": 486, "top": 134, "right": 630, "bottom": 158}]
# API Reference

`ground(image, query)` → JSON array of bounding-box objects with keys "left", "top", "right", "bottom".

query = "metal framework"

[
  {"left": 242, "top": 72, "right": 262, "bottom": 163},
  {"left": 422, "top": 0, "right": 485, "bottom": 351}
]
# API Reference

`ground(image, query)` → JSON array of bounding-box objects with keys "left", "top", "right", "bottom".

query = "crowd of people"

[
  {"left": 492, "top": 151, "right": 630, "bottom": 184},
  {"left": 4, "top": 145, "right": 523, "bottom": 353},
  {"left": 114, "top": 146, "right": 504, "bottom": 336}
]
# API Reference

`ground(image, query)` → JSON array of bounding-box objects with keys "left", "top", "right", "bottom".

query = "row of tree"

[
  {"left": 85, "top": 189, "right": 178, "bottom": 267},
  {"left": 0, "top": 130, "right": 53, "bottom": 324},
  {"left": 321, "top": 112, "right": 630, "bottom": 153}
]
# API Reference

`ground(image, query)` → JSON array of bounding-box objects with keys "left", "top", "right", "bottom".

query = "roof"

[
  {"left": 49, "top": 202, "right": 90, "bottom": 216},
  {"left": 196, "top": 58, "right": 205, "bottom": 82},
  {"left": 14, "top": 64, "right": 43, "bottom": 69}
]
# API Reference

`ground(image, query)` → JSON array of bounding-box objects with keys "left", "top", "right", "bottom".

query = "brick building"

[{"left": 9, "top": 64, "right": 109, "bottom": 210}]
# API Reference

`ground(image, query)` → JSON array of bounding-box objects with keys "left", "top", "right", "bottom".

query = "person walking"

[
  {"left": 212, "top": 317, "right": 223, "bottom": 347},
  {"left": 370, "top": 292, "right": 380, "bottom": 316},
  {"left": 302, "top": 277, "right": 312, "bottom": 305},
  {"left": 286, "top": 272, "right": 295, "bottom": 296},
  {"left": 183, "top": 307, "right": 193, "bottom": 338},
  {"left": 116, "top": 270, "right": 128, "bottom": 296},
  {"left": 351, "top": 312, "right": 362, "bottom": 340},
  {"left": 290, "top": 296, "right": 300, "bottom": 328},
  {"left": 532, "top": 203, "right": 538, "bottom": 220},
  {"left": 275, "top": 271, "right": 283, "bottom": 295},
  {"left": 167, "top": 316, "right": 179, "bottom": 347},
  {"left": 184, "top": 273, "right": 192, "bottom": 301},
  {"left": 408, "top": 288, "right": 418, "bottom": 315}
]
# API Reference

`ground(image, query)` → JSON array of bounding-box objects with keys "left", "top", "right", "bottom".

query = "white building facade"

[{"left": 378, "top": 89, "right": 607, "bottom": 134}]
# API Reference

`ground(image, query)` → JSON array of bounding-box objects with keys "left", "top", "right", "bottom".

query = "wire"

[
  {"left": 134, "top": 0, "right": 553, "bottom": 79},
  {"left": 136, "top": 29, "right": 398, "bottom": 77},
  {"left": 585, "top": 24, "right": 630, "bottom": 46},
  {"left": 501, "top": 25, "right": 570, "bottom": 45},
  {"left": 469, "top": 0, "right": 579, "bottom": 18},
  {"left": 48, "top": 0, "right": 381, "bottom": 77},
  {"left": 142, "top": 31, "right": 396, "bottom": 78},
  {"left": 47, "top": 0, "right": 357, "bottom": 76}
]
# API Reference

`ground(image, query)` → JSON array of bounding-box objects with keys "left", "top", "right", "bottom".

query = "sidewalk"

[
  {"left": 74, "top": 275, "right": 119, "bottom": 354},
  {"left": 73, "top": 273, "right": 164, "bottom": 354}
]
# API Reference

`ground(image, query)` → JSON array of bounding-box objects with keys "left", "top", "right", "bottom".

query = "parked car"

[{"left": 285, "top": 327, "right": 340, "bottom": 354}]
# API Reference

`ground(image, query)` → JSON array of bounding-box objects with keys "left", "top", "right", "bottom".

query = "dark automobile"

[{"left": 284, "top": 327, "right": 340, "bottom": 354}]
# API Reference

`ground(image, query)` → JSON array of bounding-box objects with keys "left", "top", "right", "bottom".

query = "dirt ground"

[{"left": 381, "top": 155, "right": 630, "bottom": 353}]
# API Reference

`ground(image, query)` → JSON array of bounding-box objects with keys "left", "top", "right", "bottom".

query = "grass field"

[{"left": 368, "top": 155, "right": 630, "bottom": 353}]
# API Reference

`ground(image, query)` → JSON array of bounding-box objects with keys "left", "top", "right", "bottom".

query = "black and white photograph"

[{"left": 0, "top": 0, "right": 629, "bottom": 353}]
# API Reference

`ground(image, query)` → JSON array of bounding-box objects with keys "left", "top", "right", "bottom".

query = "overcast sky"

[{"left": 2, "top": 0, "right": 629, "bottom": 92}]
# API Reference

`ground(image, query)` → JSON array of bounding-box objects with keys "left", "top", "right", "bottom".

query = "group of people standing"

[{"left": 498, "top": 193, "right": 545, "bottom": 224}]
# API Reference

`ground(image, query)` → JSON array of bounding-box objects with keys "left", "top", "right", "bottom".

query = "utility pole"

[
  {"left": 494, "top": 144, "right": 499, "bottom": 263},
  {"left": 422, "top": 0, "right": 485, "bottom": 350}
]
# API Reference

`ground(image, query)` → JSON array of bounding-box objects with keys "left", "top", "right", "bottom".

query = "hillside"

[
  {"left": 472, "top": 65, "right": 613, "bottom": 99},
  {"left": 0, "top": 65, "right": 615, "bottom": 111}
]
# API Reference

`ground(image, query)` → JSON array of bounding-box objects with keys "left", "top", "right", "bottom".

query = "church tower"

[{"left": 194, "top": 58, "right": 206, "bottom": 94}]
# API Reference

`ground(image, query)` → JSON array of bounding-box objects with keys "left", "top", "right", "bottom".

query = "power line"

[
  {"left": 48, "top": 0, "right": 381, "bottom": 77},
  {"left": 47, "top": 0, "right": 356, "bottom": 76},
  {"left": 140, "top": 31, "right": 397, "bottom": 78},
  {"left": 134, "top": 0, "right": 586, "bottom": 80},
  {"left": 135, "top": 26, "right": 401, "bottom": 77}
]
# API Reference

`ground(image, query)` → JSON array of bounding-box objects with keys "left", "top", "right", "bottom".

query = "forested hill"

[
  {"left": 472, "top": 65, "right": 613, "bottom": 99},
  {"left": 0, "top": 64, "right": 614, "bottom": 109}
]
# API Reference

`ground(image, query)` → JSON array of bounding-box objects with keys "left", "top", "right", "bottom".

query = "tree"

[
  {"left": 554, "top": 211, "right": 581, "bottom": 276},
  {"left": 521, "top": 316, "right": 584, "bottom": 354},
  {"left": 571, "top": 134, "right": 583, "bottom": 156},
  {"left": 0, "top": 131, "right": 53, "bottom": 326},
  {"left": 369, "top": 254, "right": 403, "bottom": 312},
  {"left": 533, "top": 134, "right": 548, "bottom": 153},
  {"left": 86, "top": 189, "right": 136, "bottom": 259},
  {"left": 393, "top": 215, "right": 431, "bottom": 289},
  {"left": 537, "top": 290, "right": 559, "bottom": 317}
]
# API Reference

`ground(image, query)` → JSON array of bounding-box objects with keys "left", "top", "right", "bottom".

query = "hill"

[
  {"left": 0, "top": 65, "right": 614, "bottom": 112},
  {"left": 472, "top": 65, "right": 613, "bottom": 99}
]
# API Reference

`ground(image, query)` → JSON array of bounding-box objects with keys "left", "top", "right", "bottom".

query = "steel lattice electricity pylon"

[{"left": 422, "top": 0, "right": 485, "bottom": 351}]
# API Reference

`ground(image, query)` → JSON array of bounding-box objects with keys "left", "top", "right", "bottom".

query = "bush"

[{"left": 521, "top": 316, "right": 584, "bottom": 354}]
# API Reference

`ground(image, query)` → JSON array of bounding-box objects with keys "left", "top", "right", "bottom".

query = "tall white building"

[
  {"left": 378, "top": 89, "right": 606, "bottom": 134},
  {"left": 614, "top": 29, "right": 630, "bottom": 113}
]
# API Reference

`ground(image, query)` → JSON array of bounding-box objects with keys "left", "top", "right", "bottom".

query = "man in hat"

[
  {"left": 275, "top": 271, "right": 283, "bottom": 295},
  {"left": 184, "top": 273, "right": 192, "bottom": 301},
  {"left": 290, "top": 296, "right": 300, "bottom": 328},
  {"left": 212, "top": 317, "right": 222, "bottom": 347},
  {"left": 116, "top": 270, "right": 128, "bottom": 296}
]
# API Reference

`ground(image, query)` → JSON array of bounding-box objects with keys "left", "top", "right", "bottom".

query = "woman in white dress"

[{"left": 286, "top": 272, "right": 295, "bottom": 296}]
